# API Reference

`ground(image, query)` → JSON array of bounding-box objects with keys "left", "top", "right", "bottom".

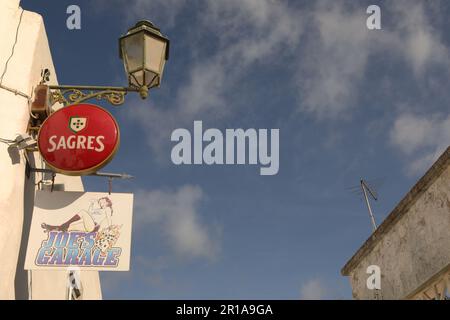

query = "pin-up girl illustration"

[{"left": 41, "top": 197, "right": 113, "bottom": 233}]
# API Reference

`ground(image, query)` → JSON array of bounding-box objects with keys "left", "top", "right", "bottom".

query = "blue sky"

[{"left": 22, "top": 0, "right": 450, "bottom": 299}]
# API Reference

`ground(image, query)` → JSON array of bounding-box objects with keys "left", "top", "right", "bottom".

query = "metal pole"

[
  {"left": 361, "top": 180, "right": 377, "bottom": 231},
  {"left": 90, "top": 172, "right": 134, "bottom": 179},
  {"left": 27, "top": 167, "right": 134, "bottom": 180}
]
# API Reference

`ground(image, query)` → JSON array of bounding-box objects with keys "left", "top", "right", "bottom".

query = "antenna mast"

[{"left": 361, "top": 179, "right": 378, "bottom": 231}]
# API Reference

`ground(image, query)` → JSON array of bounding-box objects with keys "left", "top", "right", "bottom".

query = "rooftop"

[{"left": 341, "top": 146, "right": 450, "bottom": 276}]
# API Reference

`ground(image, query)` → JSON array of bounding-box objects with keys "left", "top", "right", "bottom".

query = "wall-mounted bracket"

[{"left": 25, "top": 161, "right": 134, "bottom": 194}]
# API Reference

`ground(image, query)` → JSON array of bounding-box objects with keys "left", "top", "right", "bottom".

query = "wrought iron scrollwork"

[
  {"left": 50, "top": 88, "right": 127, "bottom": 107},
  {"left": 38, "top": 69, "right": 140, "bottom": 107}
]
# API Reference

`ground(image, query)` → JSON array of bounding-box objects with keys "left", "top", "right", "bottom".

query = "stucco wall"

[
  {"left": 346, "top": 164, "right": 450, "bottom": 299},
  {"left": 0, "top": 0, "right": 101, "bottom": 299}
]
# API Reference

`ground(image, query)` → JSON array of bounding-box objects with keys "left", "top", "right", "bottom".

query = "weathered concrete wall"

[
  {"left": 0, "top": 0, "right": 101, "bottom": 299},
  {"left": 345, "top": 161, "right": 450, "bottom": 299}
]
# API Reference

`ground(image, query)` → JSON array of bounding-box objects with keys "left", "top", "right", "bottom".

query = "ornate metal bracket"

[
  {"left": 39, "top": 69, "right": 140, "bottom": 107},
  {"left": 49, "top": 85, "right": 139, "bottom": 107}
]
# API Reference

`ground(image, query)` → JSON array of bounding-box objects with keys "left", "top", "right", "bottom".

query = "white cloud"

[
  {"left": 297, "top": 2, "right": 373, "bottom": 119},
  {"left": 390, "top": 112, "right": 450, "bottom": 175},
  {"left": 203, "top": 0, "right": 304, "bottom": 61},
  {"left": 300, "top": 279, "right": 327, "bottom": 300},
  {"left": 120, "top": 0, "right": 450, "bottom": 172},
  {"left": 390, "top": 114, "right": 436, "bottom": 155},
  {"left": 134, "top": 185, "right": 220, "bottom": 260},
  {"left": 391, "top": 1, "right": 450, "bottom": 75},
  {"left": 297, "top": 0, "right": 450, "bottom": 119},
  {"left": 176, "top": 0, "right": 304, "bottom": 116},
  {"left": 103, "top": 0, "right": 187, "bottom": 27},
  {"left": 176, "top": 62, "right": 228, "bottom": 117},
  {"left": 115, "top": 1, "right": 450, "bottom": 124},
  {"left": 127, "top": 0, "right": 304, "bottom": 156}
]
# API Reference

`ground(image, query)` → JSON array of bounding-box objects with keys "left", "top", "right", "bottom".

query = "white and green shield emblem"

[{"left": 69, "top": 117, "right": 88, "bottom": 133}]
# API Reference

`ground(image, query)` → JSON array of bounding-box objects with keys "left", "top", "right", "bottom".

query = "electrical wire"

[
  {"left": 0, "top": 8, "right": 24, "bottom": 85},
  {"left": 0, "top": 7, "right": 36, "bottom": 118},
  {"left": 0, "top": 137, "right": 16, "bottom": 145},
  {"left": 0, "top": 8, "right": 41, "bottom": 122}
]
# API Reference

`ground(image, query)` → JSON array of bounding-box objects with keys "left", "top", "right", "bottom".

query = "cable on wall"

[
  {"left": 0, "top": 8, "right": 35, "bottom": 108},
  {"left": 0, "top": 8, "right": 40, "bottom": 121},
  {"left": 0, "top": 8, "right": 25, "bottom": 85}
]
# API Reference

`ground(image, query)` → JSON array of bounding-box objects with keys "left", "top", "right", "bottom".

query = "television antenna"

[
  {"left": 360, "top": 179, "right": 378, "bottom": 231},
  {"left": 347, "top": 178, "right": 380, "bottom": 232}
]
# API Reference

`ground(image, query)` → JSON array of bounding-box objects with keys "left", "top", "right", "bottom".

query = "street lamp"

[
  {"left": 25, "top": 20, "right": 169, "bottom": 188},
  {"left": 119, "top": 20, "right": 170, "bottom": 99},
  {"left": 32, "top": 20, "right": 170, "bottom": 112}
]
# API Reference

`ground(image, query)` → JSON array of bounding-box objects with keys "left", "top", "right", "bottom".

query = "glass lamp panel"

[
  {"left": 122, "top": 33, "right": 144, "bottom": 73},
  {"left": 144, "top": 35, "right": 166, "bottom": 74},
  {"left": 129, "top": 70, "right": 144, "bottom": 88},
  {"left": 159, "top": 58, "right": 166, "bottom": 77},
  {"left": 151, "top": 76, "right": 160, "bottom": 87},
  {"left": 144, "top": 70, "right": 159, "bottom": 88}
]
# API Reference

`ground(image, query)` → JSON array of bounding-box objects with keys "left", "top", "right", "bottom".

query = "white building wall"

[
  {"left": 343, "top": 149, "right": 450, "bottom": 300},
  {"left": 0, "top": 0, "right": 101, "bottom": 299}
]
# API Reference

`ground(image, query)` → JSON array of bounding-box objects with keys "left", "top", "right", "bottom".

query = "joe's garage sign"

[{"left": 38, "top": 103, "right": 120, "bottom": 175}]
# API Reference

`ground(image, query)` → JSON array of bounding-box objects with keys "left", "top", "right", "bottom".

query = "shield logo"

[{"left": 69, "top": 117, "right": 88, "bottom": 133}]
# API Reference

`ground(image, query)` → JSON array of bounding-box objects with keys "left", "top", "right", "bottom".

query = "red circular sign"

[{"left": 38, "top": 103, "right": 120, "bottom": 175}]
